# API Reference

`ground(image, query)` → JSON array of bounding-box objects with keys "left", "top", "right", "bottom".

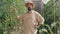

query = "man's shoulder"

[{"left": 32, "top": 10, "right": 40, "bottom": 15}]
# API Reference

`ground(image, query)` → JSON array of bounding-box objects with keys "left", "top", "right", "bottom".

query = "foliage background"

[
  {"left": 0, "top": 0, "right": 27, "bottom": 34},
  {"left": 37, "top": 0, "right": 60, "bottom": 34},
  {"left": 0, "top": 0, "right": 60, "bottom": 34}
]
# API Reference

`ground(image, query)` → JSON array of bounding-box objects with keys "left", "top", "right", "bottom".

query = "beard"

[{"left": 27, "top": 7, "right": 32, "bottom": 11}]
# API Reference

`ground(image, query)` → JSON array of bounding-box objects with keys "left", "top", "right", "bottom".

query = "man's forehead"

[{"left": 27, "top": 3, "right": 32, "bottom": 5}]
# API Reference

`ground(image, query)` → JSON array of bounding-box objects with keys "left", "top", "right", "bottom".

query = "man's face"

[{"left": 26, "top": 4, "right": 33, "bottom": 11}]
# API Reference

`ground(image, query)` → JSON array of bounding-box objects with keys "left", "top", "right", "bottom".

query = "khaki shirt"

[{"left": 18, "top": 10, "right": 44, "bottom": 34}]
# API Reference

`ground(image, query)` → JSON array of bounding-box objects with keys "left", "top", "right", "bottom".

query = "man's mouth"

[{"left": 28, "top": 7, "right": 32, "bottom": 11}]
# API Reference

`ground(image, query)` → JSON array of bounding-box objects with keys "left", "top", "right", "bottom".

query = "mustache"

[{"left": 27, "top": 7, "right": 32, "bottom": 11}]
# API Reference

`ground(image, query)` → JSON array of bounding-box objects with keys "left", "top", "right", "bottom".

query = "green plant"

[
  {"left": 37, "top": 24, "right": 54, "bottom": 34},
  {"left": 0, "top": 0, "right": 27, "bottom": 34}
]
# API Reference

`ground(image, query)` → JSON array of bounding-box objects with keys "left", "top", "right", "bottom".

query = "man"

[{"left": 14, "top": 1, "right": 44, "bottom": 34}]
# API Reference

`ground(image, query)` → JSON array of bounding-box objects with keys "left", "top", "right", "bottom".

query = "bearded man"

[{"left": 14, "top": 1, "right": 45, "bottom": 34}]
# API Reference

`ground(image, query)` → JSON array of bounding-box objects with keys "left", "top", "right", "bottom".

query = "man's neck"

[{"left": 28, "top": 10, "right": 32, "bottom": 13}]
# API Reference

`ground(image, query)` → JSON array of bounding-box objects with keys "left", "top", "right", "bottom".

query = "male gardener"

[{"left": 14, "top": 1, "right": 44, "bottom": 34}]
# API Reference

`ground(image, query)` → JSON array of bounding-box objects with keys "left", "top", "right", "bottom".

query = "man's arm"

[
  {"left": 13, "top": 9, "right": 22, "bottom": 21},
  {"left": 35, "top": 12, "right": 45, "bottom": 27}
]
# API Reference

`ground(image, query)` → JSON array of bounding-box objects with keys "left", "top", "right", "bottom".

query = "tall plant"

[{"left": 0, "top": 0, "right": 27, "bottom": 34}]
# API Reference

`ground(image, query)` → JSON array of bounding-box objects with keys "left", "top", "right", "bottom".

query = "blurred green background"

[{"left": 0, "top": 0, "right": 60, "bottom": 34}]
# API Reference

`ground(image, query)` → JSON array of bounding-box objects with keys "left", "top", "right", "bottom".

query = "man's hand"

[
  {"left": 34, "top": 25, "right": 39, "bottom": 29},
  {"left": 33, "top": 23, "right": 39, "bottom": 29},
  {"left": 16, "top": 16, "right": 20, "bottom": 19}
]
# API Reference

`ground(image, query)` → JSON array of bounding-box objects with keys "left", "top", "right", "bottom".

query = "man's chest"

[{"left": 22, "top": 12, "right": 36, "bottom": 22}]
